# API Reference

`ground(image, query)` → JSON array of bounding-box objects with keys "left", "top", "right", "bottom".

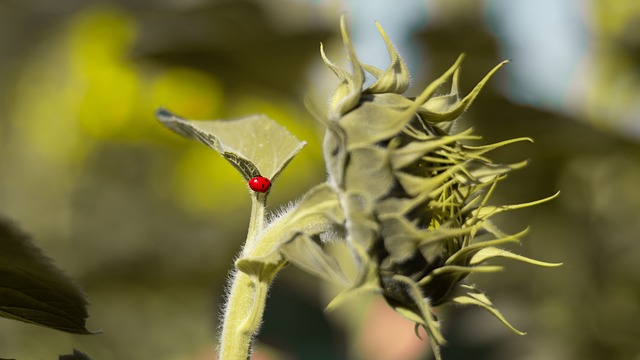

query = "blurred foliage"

[
  {"left": 0, "top": 1, "right": 639, "bottom": 360},
  {"left": 582, "top": 0, "right": 640, "bottom": 134}
]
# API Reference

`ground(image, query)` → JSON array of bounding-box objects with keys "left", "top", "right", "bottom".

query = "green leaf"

[
  {"left": 388, "top": 275, "right": 445, "bottom": 360},
  {"left": 388, "top": 128, "right": 476, "bottom": 170},
  {"left": 237, "top": 183, "right": 345, "bottom": 279},
  {"left": 234, "top": 259, "right": 285, "bottom": 284},
  {"left": 280, "top": 234, "right": 350, "bottom": 285},
  {"left": 344, "top": 146, "right": 394, "bottom": 200},
  {"left": 394, "top": 164, "right": 465, "bottom": 197},
  {"left": 445, "top": 228, "right": 527, "bottom": 265},
  {"left": 450, "top": 284, "right": 526, "bottom": 336},
  {"left": 379, "top": 214, "right": 475, "bottom": 262},
  {"left": 469, "top": 247, "right": 563, "bottom": 267},
  {"left": 418, "top": 66, "right": 461, "bottom": 117},
  {"left": 156, "top": 108, "right": 306, "bottom": 181},
  {"left": 325, "top": 242, "right": 380, "bottom": 311},
  {"left": 418, "top": 60, "right": 509, "bottom": 123},
  {"left": 362, "top": 21, "right": 410, "bottom": 95},
  {"left": 400, "top": 54, "right": 465, "bottom": 122},
  {"left": 462, "top": 137, "right": 533, "bottom": 157},
  {"left": 466, "top": 192, "right": 561, "bottom": 225},
  {"left": 338, "top": 93, "right": 416, "bottom": 149},
  {"left": 322, "top": 15, "right": 365, "bottom": 119},
  {"left": 376, "top": 192, "right": 426, "bottom": 215},
  {"left": 0, "top": 217, "right": 93, "bottom": 334},
  {"left": 455, "top": 160, "right": 529, "bottom": 186}
]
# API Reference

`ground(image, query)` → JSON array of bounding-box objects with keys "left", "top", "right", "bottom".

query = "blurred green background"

[{"left": 1, "top": 1, "right": 639, "bottom": 359}]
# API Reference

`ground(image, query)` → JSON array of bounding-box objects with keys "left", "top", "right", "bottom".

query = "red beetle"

[{"left": 248, "top": 176, "right": 272, "bottom": 193}]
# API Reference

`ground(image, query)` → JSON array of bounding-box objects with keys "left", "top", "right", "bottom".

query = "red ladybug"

[{"left": 248, "top": 176, "right": 272, "bottom": 193}]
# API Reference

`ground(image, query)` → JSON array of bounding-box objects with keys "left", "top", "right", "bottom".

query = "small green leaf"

[
  {"left": 394, "top": 166, "right": 464, "bottom": 197},
  {"left": 418, "top": 60, "right": 509, "bottom": 123},
  {"left": 450, "top": 284, "right": 526, "bottom": 336},
  {"left": 462, "top": 137, "right": 533, "bottom": 157},
  {"left": 339, "top": 93, "right": 416, "bottom": 149},
  {"left": 156, "top": 108, "right": 306, "bottom": 181},
  {"left": 400, "top": 54, "right": 465, "bottom": 121},
  {"left": 362, "top": 21, "right": 410, "bottom": 95},
  {"left": 0, "top": 217, "right": 93, "bottom": 334},
  {"left": 237, "top": 183, "right": 344, "bottom": 280},
  {"left": 280, "top": 234, "right": 350, "bottom": 285},
  {"left": 321, "top": 15, "right": 365, "bottom": 119},
  {"left": 469, "top": 247, "right": 563, "bottom": 267},
  {"left": 455, "top": 160, "right": 529, "bottom": 186},
  {"left": 466, "top": 192, "right": 561, "bottom": 225},
  {"left": 325, "top": 242, "right": 380, "bottom": 311},
  {"left": 235, "top": 259, "right": 285, "bottom": 284},
  {"left": 388, "top": 128, "right": 476, "bottom": 170},
  {"left": 376, "top": 192, "right": 429, "bottom": 216},
  {"left": 445, "top": 229, "right": 527, "bottom": 265},
  {"left": 379, "top": 214, "right": 475, "bottom": 262},
  {"left": 388, "top": 275, "right": 445, "bottom": 360}
]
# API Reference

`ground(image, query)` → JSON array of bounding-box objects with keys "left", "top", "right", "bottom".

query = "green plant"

[
  {"left": 0, "top": 216, "right": 95, "bottom": 359},
  {"left": 156, "top": 16, "right": 560, "bottom": 360}
]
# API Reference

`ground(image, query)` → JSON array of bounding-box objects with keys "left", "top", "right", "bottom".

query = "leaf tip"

[{"left": 154, "top": 107, "right": 175, "bottom": 122}]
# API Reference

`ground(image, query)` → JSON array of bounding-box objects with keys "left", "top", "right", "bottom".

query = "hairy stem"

[
  {"left": 218, "top": 272, "right": 260, "bottom": 359},
  {"left": 218, "top": 192, "right": 281, "bottom": 360}
]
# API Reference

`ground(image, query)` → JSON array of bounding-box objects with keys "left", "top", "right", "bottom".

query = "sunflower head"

[{"left": 321, "top": 16, "right": 560, "bottom": 359}]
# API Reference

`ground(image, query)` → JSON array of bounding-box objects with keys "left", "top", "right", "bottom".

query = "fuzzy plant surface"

[{"left": 156, "top": 15, "right": 560, "bottom": 360}]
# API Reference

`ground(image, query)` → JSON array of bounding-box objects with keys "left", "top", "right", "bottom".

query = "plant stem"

[
  {"left": 218, "top": 192, "right": 277, "bottom": 360},
  {"left": 244, "top": 193, "right": 266, "bottom": 250}
]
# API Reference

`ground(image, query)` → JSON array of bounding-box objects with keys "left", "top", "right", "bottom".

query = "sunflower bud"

[{"left": 322, "top": 16, "right": 560, "bottom": 359}]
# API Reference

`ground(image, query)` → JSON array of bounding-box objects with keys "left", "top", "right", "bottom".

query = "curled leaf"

[
  {"left": 156, "top": 108, "right": 305, "bottom": 181},
  {"left": 469, "top": 247, "right": 563, "bottom": 267},
  {"left": 323, "top": 15, "right": 365, "bottom": 119},
  {"left": 386, "top": 275, "right": 445, "bottom": 360},
  {"left": 363, "top": 21, "right": 410, "bottom": 95},
  {"left": 237, "top": 183, "right": 346, "bottom": 282},
  {"left": 280, "top": 234, "right": 350, "bottom": 285},
  {"left": 419, "top": 60, "right": 509, "bottom": 123},
  {"left": 450, "top": 284, "right": 526, "bottom": 336}
]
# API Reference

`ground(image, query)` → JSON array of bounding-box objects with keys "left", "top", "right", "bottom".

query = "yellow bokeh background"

[{"left": 0, "top": 1, "right": 639, "bottom": 359}]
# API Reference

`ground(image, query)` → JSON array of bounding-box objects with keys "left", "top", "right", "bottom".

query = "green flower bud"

[{"left": 322, "top": 16, "right": 561, "bottom": 359}]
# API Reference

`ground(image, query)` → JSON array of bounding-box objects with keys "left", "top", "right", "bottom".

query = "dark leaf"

[
  {"left": 0, "top": 216, "right": 93, "bottom": 334},
  {"left": 59, "top": 349, "right": 93, "bottom": 360}
]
